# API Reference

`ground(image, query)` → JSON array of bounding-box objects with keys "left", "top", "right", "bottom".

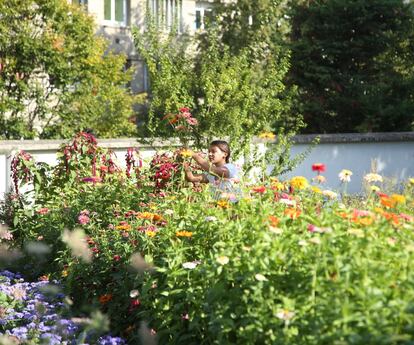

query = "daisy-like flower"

[
  {"left": 216, "top": 256, "right": 229, "bottom": 265},
  {"left": 339, "top": 169, "right": 353, "bottom": 182},
  {"left": 364, "top": 173, "right": 383, "bottom": 183},
  {"left": 275, "top": 309, "right": 295, "bottom": 321},
  {"left": 409, "top": 178, "right": 414, "bottom": 185},
  {"left": 176, "top": 231, "right": 193, "bottom": 237},
  {"left": 370, "top": 185, "right": 380, "bottom": 192}
]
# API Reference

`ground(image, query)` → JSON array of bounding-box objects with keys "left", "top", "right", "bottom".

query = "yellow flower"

[
  {"left": 146, "top": 231, "right": 156, "bottom": 237},
  {"left": 370, "top": 185, "right": 380, "bottom": 192},
  {"left": 61, "top": 269, "right": 68, "bottom": 277},
  {"left": 391, "top": 194, "right": 406, "bottom": 204},
  {"left": 290, "top": 176, "right": 309, "bottom": 190},
  {"left": 180, "top": 149, "right": 194, "bottom": 158},
  {"left": 258, "top": 132, "right": 276, "bottom": 140},
  {"left": 217, "top": 200, "right": 229, "bottom": 208},
  {"left": 409, "top": 178, "right": 414, "bottom": 185},
  {"left": 216, "top": 256, "right": 229, "bottom": 265},
  {"left": 311, "top": 186, "right": 322, "bottom": 194},
  {"left": 176, "top": 231, "right": 193, "bottom": 238}
]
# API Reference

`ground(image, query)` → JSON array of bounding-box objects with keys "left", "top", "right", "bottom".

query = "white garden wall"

[{"left": 1, "top": 132, "right": 413, "bottom": 199}]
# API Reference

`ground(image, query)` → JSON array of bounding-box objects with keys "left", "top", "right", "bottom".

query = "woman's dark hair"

[{"left": 210, "top": 140, "right": 230, "bottom": 163}]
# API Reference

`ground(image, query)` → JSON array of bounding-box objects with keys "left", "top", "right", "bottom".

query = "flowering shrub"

[
  {"left": 3, "top": 133, "right": 414, "bottom": 344},
  {"left": 0, "top": 270, "right": 125, "bottom": 344}
]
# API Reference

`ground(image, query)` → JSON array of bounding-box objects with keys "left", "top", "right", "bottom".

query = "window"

[
  {"left": 149, "top": 0, "right": 183, "bottom": 32},
  {"left": 195, "top": 6, "right": 214, "bottom": 30},
  {"left": 104, "top": 0, "right": 128, "bottom": 26}
]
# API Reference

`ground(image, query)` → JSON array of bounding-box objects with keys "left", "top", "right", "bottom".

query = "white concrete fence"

[{"left": 1, "top": 132, "right": 414, "bottom": 199}]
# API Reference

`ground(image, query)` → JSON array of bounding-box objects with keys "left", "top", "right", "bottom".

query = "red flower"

[
  {"left": 312, "top": 163, "right": 326, "bottom": 173},
  {"left": 252, "top": 186, "right": 266, "bottom": 194},
  {"left": 113, "top": 255, "right": 121, "bottom": 262}
]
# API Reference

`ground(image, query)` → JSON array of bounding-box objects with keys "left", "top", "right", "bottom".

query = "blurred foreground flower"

[
  {"left": 61, "top": 228, "right": 92, "bottom": 263},
  {"left": 130, "top": 253, "right": 153, "bottom": 272}
]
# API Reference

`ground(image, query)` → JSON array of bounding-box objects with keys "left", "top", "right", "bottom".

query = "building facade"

[{"left": 72, "top": 0, "right": 217, "bottom": 94}]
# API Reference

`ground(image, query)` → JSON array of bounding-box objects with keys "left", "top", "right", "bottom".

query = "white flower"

[
  {"left": 364, "top": 173, "right": 383, "bottom": 183},
  {"left": 164, "top": 209, "right": 174, "bottom": 216},
  {"left": 216, "top": 256, "right": 229, "bottom": 265},
  {"left": 279, "top": 198, "right": 296, "bottom": 206},
  {"left": 182, "top": 261, "right": 201, "bottom": 269},
  {"left": 275, "top": 309, "right": 295, "bottom": 320},
  {"left": 322, "top": 190, "right": 338, "bottom": 199},
  {"left": 308, "top": 237, "right": 321, "bottom": 245},
  {"left": 298, "top": 240, "right": 308, "bottom": 246},
  {"left": 205, "top": 216, "right": 217, "bottom": 222},
  {"left": 338, "top": 169, "right": 353, "bottom": 183},
  {"left": 129, "top": 289, "right": 140, "bottom": 298},
  {"left": 255, "top": 273, "right": 268, "bottom": 281}
]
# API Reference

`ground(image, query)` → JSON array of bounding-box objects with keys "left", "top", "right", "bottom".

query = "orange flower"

[
  {"left": 137, "top": 212, "right": 164, "bottom": 222},
  {"left": 381, "top": 211, "right": 400, "bottom": 226},
  {"left": 176, "top": 231, "right": 193, "bottom": 238},
  {"left": 99, "top": 294, "right": 113, "bottom": 304},
  {"left": 115, "top": 224, "right": 131, "bottom": 231},
  {"left": 380, "top": 196, "right": 396, "bottom": 208},
  {"left": 217, "top": 200, "right": 229, "bottom": 209},
  {"left": 351, "top": 216, "right": 374, "bottom": 226},
  {"left": 284, "top": 208, "right": 301, "bottom": 219},
  {"left": 268, "top": 215, "right": 280, "bottom": 227}
]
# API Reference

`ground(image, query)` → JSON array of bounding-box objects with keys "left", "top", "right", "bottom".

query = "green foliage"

[
  {"left": 288, "top": 0, "right": 414, "bottom": 133},
  {"left": 0, "top": 0, "right": 138, "bottom": 139},
  {"left": 133, "top": 10, "right": 305, "bottom": 175},
  {"left": 3, "top": 141, "right": 414, "bottom": 344}
]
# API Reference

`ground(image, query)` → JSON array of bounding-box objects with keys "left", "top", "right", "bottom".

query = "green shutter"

[
  {"left": 115, "top": 0, "right": 124, "bottom": 23},
  {"left": 104, "top": 0, "right": 111, "bottom": 20}
]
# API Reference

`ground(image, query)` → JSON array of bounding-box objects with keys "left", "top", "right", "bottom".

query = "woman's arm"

[
  {"left": 191, "top": 153, "right": 230, "bottom": 178},
  {"left": 183, "top": 162, "right": 208, "bottom": 183}
]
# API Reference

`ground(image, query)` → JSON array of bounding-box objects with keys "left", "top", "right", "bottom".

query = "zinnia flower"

[
  {"left": 251, "top": 186, "right": 266, "bottom": 194},
  {"left": 312, "top": 163, "right": 326, "bottom": 173},
  {"left": 339, "top": 169, "right": 353, "bottom": 183},
  {"left": 289, "top": 176, "right": 309, "bottom": 190},
  {"left": 322, "top": 190, "right": 338, "bottom": 199},
  {"left": 176, "top": 231, "right": 193, "bottom": 238},
  {"left": 99, "top": 294, "right": 113, "bottom": 304},
  {"left": 364, "top": 173, "right": 383, "bottom": 183},
  {"left": 258, "top": 132, "right": 276, "bottom": 140}
]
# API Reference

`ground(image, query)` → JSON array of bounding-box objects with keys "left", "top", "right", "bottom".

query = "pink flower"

[
  {"left": 113, "top": 255, "right": 121, "bottom": 261},
  {"left": 181, "top": 313, "right": 189, "bottom": 320},
  {"left": 186, "top": 117, "right": 198, "bottom": 126},
  {"left": 36, "top": 208, "right": 50, "bottom": 215},
  {"left": 82, "top": 176, "right": 102, "bottom": 183},
  {"left": 78, "top": 214, "right": 90, "bottom": 225},
  {"left": 179, "top": 107, "right": 190, "bottom": 113}
]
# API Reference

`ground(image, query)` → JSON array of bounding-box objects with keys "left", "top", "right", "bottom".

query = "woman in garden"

[{"left": 181, "top": 140, "right": 241, "bottom": 200}]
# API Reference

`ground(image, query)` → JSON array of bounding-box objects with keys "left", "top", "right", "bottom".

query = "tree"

[
  {"left": 133, "top": 21, "right": 297, "bottom": 161},
  {"left": 289, "top": 0, "right": 414, "bottom": 133},
  {"left": 0, "top": 0, "right": 138, "bottom": 139}
]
